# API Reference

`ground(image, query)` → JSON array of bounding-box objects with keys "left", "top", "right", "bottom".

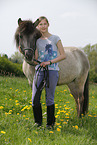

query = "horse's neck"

[{"left": 23, "top": 60, "right": 35, "bottom": 79}]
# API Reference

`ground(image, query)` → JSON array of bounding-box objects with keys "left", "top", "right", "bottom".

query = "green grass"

[{"left": 0, "top": 76, "right": 97, "bottom": 145}]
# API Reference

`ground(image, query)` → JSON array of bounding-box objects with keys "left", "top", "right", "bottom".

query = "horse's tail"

[{"left": 83, "top": 72, "right": 89, "bottom": 115}]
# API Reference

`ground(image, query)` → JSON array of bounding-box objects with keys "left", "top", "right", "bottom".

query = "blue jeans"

[{"left": 32, "top": 70, "right": 59, "bottom": 106}]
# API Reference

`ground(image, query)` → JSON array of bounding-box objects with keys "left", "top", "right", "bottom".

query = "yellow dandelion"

[
  {"left": 66, "top": 101, "right": 70, "bottom": 103},
  {"left": 16, "top": 103, "right": 20, "bottom": 106},
  {"left": 56, "top": 123, "right": 60, "bottom": 125},
  {"left": 65, "top": 116, "right": 69, "bottom": 118},
  {"left": 70, "top": 94, "right": 73, "bottom": 97},
  {"left": 15, "top": 89, "right": 18, "bottom": 92},
  {"left": 27, "top": 107, "right": 30, "bottom": 110},
  {"left": 59, "top": 126, "right": 62, "bottom": 128},
  {"left": 42, "top": 103, "right": 45, "bottom": 105},
  {"left": 57, "top": 128, "right": 61, "bottom": 131},
  {"left": 65, "top": 113, "right": 69, "bottom": 116},
  {"left": 17, "top": 113, "right": 19, "bottom": 115},
  {"left": 5, "top": 112, "right": 8, "bottom": 115},
  {"left": 24, "top": 90, "right": 26, "bottom": 92},
  {"left": 10, "top": 88, "right": 12, "bottom": 89},
  {"left": 28, "top": 138, "right": 32, "bottom": 143},
  {"left": 63, "top": 122, "right": 67, "bottom": 124},
  {"left": 88, "top": 114, "right": 93, "bottom": 117},
  {"left": 1, "top": 131, "right": 6, "bottom": 134},
  {"left": 35, "top": 131, "right": 38, "bottom": 134},
  {"left": 65, "top": 107, "right": 70, "bottom": 110},
  {"left": 60, "top": 119, "right": 64, "bottom": 121},
  {"left": 49, "top": 131, "right": 54, "bottom": 133},
  {"left": 55, "top": 104, "right": 58, "bottom": 106},
  {"left": 15, "top": 100, "right": 18, "bottom": 103},
  {"left": 75, "top": 125, "right": 78, "bottom": 130},
  {"left": 5, "top": 98, "right": 7, "bottom": 100},
  {"left": 23, "top": 115, "right": 26, "bottom": 117},
  {"left": 55, "top": 115, "right": 59, "bottom": 118},
  {"left": 0, "top": 106, "right": 4, "bottom": 109}
]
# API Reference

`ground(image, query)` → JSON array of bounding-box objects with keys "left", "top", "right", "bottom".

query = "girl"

[{"left": 32, "top": 16, "right": 66, "bottom": 128}]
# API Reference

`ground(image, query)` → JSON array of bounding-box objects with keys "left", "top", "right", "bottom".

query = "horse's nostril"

[{"left": 25, "top": 52, "right": 32, "bottom": 61}]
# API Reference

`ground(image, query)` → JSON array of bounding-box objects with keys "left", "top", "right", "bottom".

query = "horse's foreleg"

[{"left": 28, "top": 79, "right": 32, "bottom": 88}]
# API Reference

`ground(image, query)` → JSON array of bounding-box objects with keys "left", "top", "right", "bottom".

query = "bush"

[{"left": 0, "top": 56, "right": 24, "bottom": 77}]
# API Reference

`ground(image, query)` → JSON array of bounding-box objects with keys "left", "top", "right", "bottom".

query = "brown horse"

[{"left": 15, "top": 18, "right": 90, "bottom": 117}]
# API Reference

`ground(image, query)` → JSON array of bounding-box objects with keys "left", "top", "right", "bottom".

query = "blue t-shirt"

[{"left": 35, "top": 35, "right": 60, "bottom": 71}]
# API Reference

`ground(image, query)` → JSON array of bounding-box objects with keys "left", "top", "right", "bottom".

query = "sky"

[{"left": 0, "top": 0, "right": 97, "bottom": 57}]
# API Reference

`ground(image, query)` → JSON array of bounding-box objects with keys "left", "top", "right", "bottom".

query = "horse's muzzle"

[{"left": 25, "top": 50, "right": 33, "bottom": 61}]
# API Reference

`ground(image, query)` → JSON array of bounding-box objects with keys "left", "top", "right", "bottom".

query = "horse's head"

[{"left": 15, "top": 18, "right": 42, "bottom": 61}]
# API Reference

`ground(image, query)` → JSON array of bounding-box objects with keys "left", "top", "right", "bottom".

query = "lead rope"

[{"left": 35, "top": 65, "right": 49, "bottom": 91}]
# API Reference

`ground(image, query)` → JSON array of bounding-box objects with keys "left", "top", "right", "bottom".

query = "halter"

[{"left": 19, "top": 33, "right": 37, "bottom": 65}]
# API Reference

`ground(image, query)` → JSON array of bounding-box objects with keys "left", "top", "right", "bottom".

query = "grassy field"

[{"left": 0, "top": 76, "right": 97, "bottom": 145}]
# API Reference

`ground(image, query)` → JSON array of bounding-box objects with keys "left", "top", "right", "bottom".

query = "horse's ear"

[
  {"left": 18, "top": 18, "right": 23, "bottom": 26},
  {"left": 33, "top": 19, "right": 40, "bottom": 27}
]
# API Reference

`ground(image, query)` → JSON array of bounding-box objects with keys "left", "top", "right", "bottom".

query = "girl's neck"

[{"left": 41, "top": 32, "right": 52, "bottom": 39}]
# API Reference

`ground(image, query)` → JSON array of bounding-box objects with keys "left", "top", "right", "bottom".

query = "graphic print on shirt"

[{"left": 39, "top": 44, "right": 57, "bottom": 69}]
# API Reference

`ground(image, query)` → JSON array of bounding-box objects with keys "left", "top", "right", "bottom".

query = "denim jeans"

[{"left": 32, "top": 70, "right": 59, "bottom": 106}]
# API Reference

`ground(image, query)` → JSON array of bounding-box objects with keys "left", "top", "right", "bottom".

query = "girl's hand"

[{"left": 40, "top": 61, "right": 50, "bottom": 67}]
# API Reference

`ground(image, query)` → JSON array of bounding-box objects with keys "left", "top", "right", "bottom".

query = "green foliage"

[
  {"left": 9, "top": 51, "right": 24, "bottom": 64},
  {"left": 0, "top": 76, "right": 97, "bottom": 145},
  {"left": 83, "top": 44, "right": 97, "bottom": 83},
  {"left": 0, "top": 55, "right": 24, "bottom": 77}
]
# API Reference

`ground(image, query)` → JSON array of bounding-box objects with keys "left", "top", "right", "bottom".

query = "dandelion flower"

[
  {"left": 75, "top": 125, "right": 78, "bottom": 130},
  {"left": 16, "top": 103, "right": 20, "bottom": 106},
  {"left": 57, "top": 128, "right": 61, "bottom": 131},
  {"left": 15, "top": 100, "right": 18, "bottom": 103},
  {"left": 63, "top": 122, "right": 67, "bottom": 124},
  {"left": 1, "top": 131, "right": 6, "bottom": 134},
  {"left": 59, "top": 126, "right": 62, "bottom": 128},
  {"left": 0, "top": 106, "right": 4, "bottom": 109},
  {"left": 49, "top": 131, "right": 54, "bottom": 133},
  {"left": 28, "top": 138, "right": 32, "bottom": 143},
  {"left": 15, "top": 89, "right": 18, "bottom": 92},
  {"left": 56, "top": 123, "right": 60, "bottom": 125}
]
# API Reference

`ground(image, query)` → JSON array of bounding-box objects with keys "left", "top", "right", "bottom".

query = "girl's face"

[{"left": 37, "top": 19, "right": 49, "bottom": 33}]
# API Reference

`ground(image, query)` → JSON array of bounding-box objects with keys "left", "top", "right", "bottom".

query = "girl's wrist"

[{"left": 49, "top": 60, "right": 52, "bottom": 65}]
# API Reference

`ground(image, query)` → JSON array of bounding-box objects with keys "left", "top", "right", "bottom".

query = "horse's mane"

[
  {"left": 19, "top": 20, "right": 35, "bottom": 35},
  {"left": 15, "top": 19, "right": 41, "bottom": 48}
]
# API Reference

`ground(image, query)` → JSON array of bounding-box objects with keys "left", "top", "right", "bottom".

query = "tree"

[
  {"left": 9, "top": 51, "right": 24, "bottom": 64},
  {"left": 82, "top": 44, "right": 97, "bottom": 82}
]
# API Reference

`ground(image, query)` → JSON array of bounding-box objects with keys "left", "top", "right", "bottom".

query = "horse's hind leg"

[{"left": 68, "top": 81, "right": 84, "bottom": 117}]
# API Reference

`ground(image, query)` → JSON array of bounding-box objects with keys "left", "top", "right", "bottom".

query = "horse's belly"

[{"left": 57, "top": 56, "right": 80, "bottom": 85}]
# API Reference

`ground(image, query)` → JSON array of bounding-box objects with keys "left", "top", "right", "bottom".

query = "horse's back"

[{"left": 58, "top": 47, "right": 89, "bottom": 85}]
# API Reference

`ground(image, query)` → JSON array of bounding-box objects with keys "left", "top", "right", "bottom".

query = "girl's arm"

[
  {"left": 33, "top": 48, "right": 39, "bottom": 65},
  {"left": 40, "top": 40, "right": 66, "bottom": 67}
]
